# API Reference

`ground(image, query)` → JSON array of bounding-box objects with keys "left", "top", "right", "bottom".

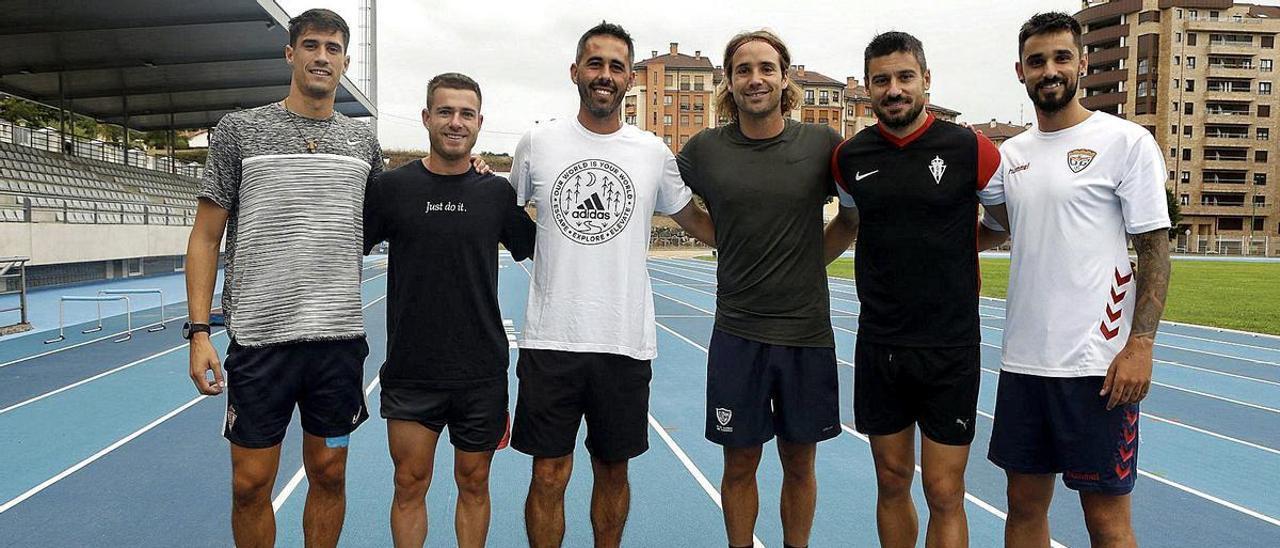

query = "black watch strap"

[{"left": 184, "top": 322, "right": 211, "bottom": 339}]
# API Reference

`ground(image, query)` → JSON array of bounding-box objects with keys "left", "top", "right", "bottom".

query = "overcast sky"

[{"left": 279, "top": 0, "right": 1277, "bottom": 154}]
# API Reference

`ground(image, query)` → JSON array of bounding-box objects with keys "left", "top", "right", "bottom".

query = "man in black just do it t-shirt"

[{"left": 362, "top": 73, "right": 534, "bottom": 547}]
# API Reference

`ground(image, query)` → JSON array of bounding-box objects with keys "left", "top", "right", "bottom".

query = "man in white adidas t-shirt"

[
  {"left": 978, "top": 13, "right": 1171, "bottom": 548},
  {"left": 508, "top": 21, "right": 715, "bottom": 547}
]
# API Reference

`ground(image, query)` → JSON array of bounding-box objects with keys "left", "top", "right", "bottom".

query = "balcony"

[
  {"left": 1075, "top": 0, "right": 1141, "bottom": 26},
  {"left": 1208, "top": 40, "right": 1258, "bottom": 55},
  {"left": 1206, "top": 64, "right": 1259, "bottom": 79},
  {"left": 1083, "top": 24, "right": 1130, "bottom": 47},
  {"left": 1082, "top": 69, "right": 1129, "bottom": 88},
  {"left": 1187, "top": 15, "right": 1269, "bottom": 33},
  {"left": 1189, "top": 203, "right": 1253, "bottom": 216},
  {"left": 1089, "top": 46, "right": 1129, "bottom": 67},
  {"left": 1081, "top": 91, "right": 1126, "bottom": 110},
  {"left": 1204, "top": 111, "right": 1254, "bottom": 124},
  {"left": 1203, "top": 88, "right": 1255, "bottom": 102}
]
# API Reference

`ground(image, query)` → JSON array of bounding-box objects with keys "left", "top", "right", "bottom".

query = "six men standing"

[{"left": 185, "top": 8, "right": 1171, "bottom": 548}]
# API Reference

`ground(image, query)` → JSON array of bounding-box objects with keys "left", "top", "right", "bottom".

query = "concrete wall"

[{"left": 0, "top": 223, "right": 202, "bottom": 266}]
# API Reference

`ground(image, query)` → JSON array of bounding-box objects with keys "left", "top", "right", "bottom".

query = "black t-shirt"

[
  {"left": 363, "top": 161, "right": 536, "bottom": 388},
  {"left": 832, "top": 115, "right": 999, "bottom": 347},
  {"left": 678, "top": 120, "right": 843, "bottom": 347}
]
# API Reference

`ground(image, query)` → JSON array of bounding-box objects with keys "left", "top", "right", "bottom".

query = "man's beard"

[
  {"left": 875, "top": 97, "right": 925, "bottom": 130},
  {"left": 578, "top": 79, "right": 624, "bottom": 119},
  {"left": 1030, "top": 76, "right": 1077, "bottom": 114}
]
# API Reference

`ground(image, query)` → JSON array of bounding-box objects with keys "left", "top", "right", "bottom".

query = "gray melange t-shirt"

[
  {"left": 677, "top": 120, "right": 842, "bottom": 347},
  {"left": 198, "top": 102, "right": 382, "bottom": 347}
]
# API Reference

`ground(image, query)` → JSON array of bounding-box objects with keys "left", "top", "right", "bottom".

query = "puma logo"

[{"left": 956, "top": 418, "right": 970, "bottom": 429}]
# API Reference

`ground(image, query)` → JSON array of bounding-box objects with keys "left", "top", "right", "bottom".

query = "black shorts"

[
  {"left": 511, "top": 348, "right": 651, "bottom": 462},
  {"left": 222, "top": 337, "right": 370, "bottom": 448},
  {"left": 704, "top": 329, "right": 840, "bottom": 447},
  {"left": 853, "top": 339, "right": 979, "bottom": 445},
  {"left": 988, "top": 371, "right": 1139, "bottom": 496},
  {"left": 380, "top": 381, "right": 510, "bottom": 453}
]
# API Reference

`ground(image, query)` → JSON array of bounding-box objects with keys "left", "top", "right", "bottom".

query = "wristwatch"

[{"left": 183, "top": 322, "right": 212, "bottom": 340}]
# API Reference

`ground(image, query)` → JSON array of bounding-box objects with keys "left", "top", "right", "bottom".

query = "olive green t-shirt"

[{"left": 677, "top": 119, "right": 843, "bottom": 347}]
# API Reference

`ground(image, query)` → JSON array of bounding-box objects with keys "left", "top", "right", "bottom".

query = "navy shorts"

[
  {"left": 511, "top": 349, "right": 651, "bottom": 462},
  {"left": 705, "top": 329, "right": 840, "bottom": 447},
  {"left": 222, "top": 337, "right": 371, "bottom": 448},
  {"left": 381, "top": 381, "right": 510, "bottom": 453},
  {"left": 988, "top": 371, "right": 1140, "bottom": 496},
  {"left": 853, "top": 340, "right": 980, "bottom": 445}
]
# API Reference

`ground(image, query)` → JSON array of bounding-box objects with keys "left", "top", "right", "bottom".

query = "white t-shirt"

[
  {"left": 982, "top": 112, "right": 1171, "bottom": 377},
  {"left": 510, "top": 118, "right": 693, "bottom": 360}
]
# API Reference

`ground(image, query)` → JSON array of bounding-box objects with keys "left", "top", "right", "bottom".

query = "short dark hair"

[
  {"left": 288, "top": 8, "right": 350, "bottom": 49},
  {"left": 1018, "top": 12, "right": 1083, "bottom": 55},
  {"left": 576, "top": 21, "right": 634, "bottom": 66},
  {"left": 426, "top": 72, "right": 482, "bottom": 109},
  {"left": 864, "top": 31, "right": 927, "bottom": 80}
]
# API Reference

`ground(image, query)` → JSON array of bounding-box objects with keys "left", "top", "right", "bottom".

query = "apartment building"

[
  {"left": 789, "top": 66, "right": 846, "bottom": 134},
  {"left": 624, "top": 43, "right": 716, "bottom": 153},
  {"left": 1077, "top": 0, "right": 1280, "bottom": 252}
]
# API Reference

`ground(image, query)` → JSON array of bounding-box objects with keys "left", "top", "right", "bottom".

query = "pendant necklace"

[{"left": 281, "top": 100, "right": 333, "bottom": 153}]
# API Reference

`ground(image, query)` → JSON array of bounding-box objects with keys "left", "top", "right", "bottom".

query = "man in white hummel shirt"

[{"left": 978, "top": 12, "right": 1172, "bottom": 548}]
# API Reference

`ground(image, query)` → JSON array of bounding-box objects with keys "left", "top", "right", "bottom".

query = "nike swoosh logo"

[
  {"left": 347, "top": 139, "right": 362, "bottom": 146},
  {"left": 855, "top": 170, "right": 878, "bottom": 181}
]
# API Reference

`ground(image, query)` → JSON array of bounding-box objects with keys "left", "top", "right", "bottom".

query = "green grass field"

[{"left": 697, "top": 256, "right": 1280, "bottom": 336}]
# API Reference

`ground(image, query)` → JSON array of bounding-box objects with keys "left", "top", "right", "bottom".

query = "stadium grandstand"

[{"left": 0, "top": 0, "right": 376, "bottom": 329}]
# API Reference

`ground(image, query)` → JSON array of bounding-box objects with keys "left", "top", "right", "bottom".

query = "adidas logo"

[{"left": 571, "top": 193, "right": 612, "bottom": 220}]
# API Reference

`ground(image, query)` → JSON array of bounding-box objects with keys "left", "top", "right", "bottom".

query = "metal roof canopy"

[{"left": 0, "top": 0, "right": 376, "bottom": 131}]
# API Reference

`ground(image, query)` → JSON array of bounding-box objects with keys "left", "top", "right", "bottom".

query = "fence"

[
  {"left": 0, "top": 119, "right": 203, "bottom": 178},
  {"left": 1175, "top": 234, "right": 1277, "bottom": 256}
]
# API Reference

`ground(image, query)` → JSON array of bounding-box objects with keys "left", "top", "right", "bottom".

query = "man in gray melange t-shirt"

[{"left": 183, "top": 9, "right": 379, "bottom": 547}]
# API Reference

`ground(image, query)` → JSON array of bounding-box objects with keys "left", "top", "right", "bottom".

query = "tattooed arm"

[{"left": 1100, "top": 228, "right": 1171, "bottom": 409}]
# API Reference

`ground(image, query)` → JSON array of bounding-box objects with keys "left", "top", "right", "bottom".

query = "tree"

[{"left": 1166, "top": 187, "right": 1182, "bottom": 239}]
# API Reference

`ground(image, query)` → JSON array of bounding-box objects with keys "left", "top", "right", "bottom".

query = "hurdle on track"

[
  {"left": 97, "top": 289, "right": 166, "bottom": 332},
  {"left": 43, "top": 295, "right": 133, "bottom": 344}
]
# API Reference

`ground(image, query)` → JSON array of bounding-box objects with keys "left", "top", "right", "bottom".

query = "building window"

[
  {"left": 694, "top": 114, "right": 704, "bottom": 126},
  {"left": 625, "top": 115, "right": 636, "bottom": 125},
  {"left": 694, "top": 76, "right": 705, "bottom": 91},
  {"left": 1169, "top": 170, "right": 1176, "bottom": 181},
  {"left": 1259, "top": 127, "right": 1270, "bottom": 140},
  {"left": 1218, "top": 217, "right": 1243, "bottom": 231},
  {"left": 664, "top": 115, "right": 672, "bottom": 126},
  {"left": 1180, "top": 193, "right": 1190, "bottom": 205},
  {"left": 680, "top": 114, "right": 689, "bottom": 126},
  {"left": 1187, "top": 56, "right": 1196, "bottom": 68},
  {"left": 1170, "top": 147, "right": 1177, "bottom": 158},
  {"left": 664, "top": 95, "right": 673, "bottom": 106},
  {"left": 1188, "top": 33, "right": 1198, "bottom": 46},
  {"left": 819, "top": 113, "right": 829, "bottom": 124},
  {"left": 1181, "top": 171, "right": 1191, "bottom": 183},
  {"left": 1265, "top": 35, "right": 1276, "bottom": 49},
  {"left": 1186, "top": 79, "right": 1195, "bottom": 92},
  {"left": 680, "top": 96, "right": 690, "bottom": 110},
  {"left": 663, "top": 135, "right": 672, "bottom": 145},
  {"left": 1263, "top": 59, "right": 1274, "bottom": 72},
  {"left": 1256, "top": 173, "right": 1268, "bottom": 185},
  {"left": 1171, "top": 125, "right": 1178, "bottom": 135},
  {"left": 694, "top": 96, "right": 705, "bottom": 110},
  {"left": 681, "top": 135, "right": 690, "bottom": 145},
  {"left": 833, "top": 91, "right": 840, "bottom": 102},
  {"left": 1184, "top": 125, "right": 1193, "bottom": 137},
  {"left": 1137, "top": 81, "right": 1149, "bottom": 97},
  {"left": 1261, "top": 105, "right": 1272, "bottom": 117},
  {"left": 1138, "top": 58, "right": 1150, "bottom": 75},
  {"left": 665, "top": 75, "right": 674, "bottom": 89},
  {"left": 1263, "top": 82, "right": 1274, "bottom": 95},
  {"left": 1173, "top": 79, "right": 1180, "bottom": 90},
  {"left": 1174, "top": 55, "right": 1181, "bottom": 66},
  {"left": 1258, "top": 150, "right": 1269, "bottom": 162},
  {"left": 1176, "top": 32, "right": 1182, "bottom": 43},
  {"left": 1185, "top": 102, "right": 1194, "bottom": 115},
  {"left": 1254, "top": 218, "right": 1265, "bottom": 231},
  {"left": 1183, "top": 149, "right": 1192, "bottom": 161},
  {"left": 804, "top": 89, "right": 814, "bottom": 105},
  {"left": 680, "top": 75, "right": 690, "bottom": 91}
]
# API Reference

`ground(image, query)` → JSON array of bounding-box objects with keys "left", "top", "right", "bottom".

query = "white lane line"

[
  {"left": 0, "top": 294, "right": 389, "bottom": 515},
  {"left": 0, "top": 315, "right": 190, "bottom": 369},
  {"left": 0, "top": 329, "right": 225, "bottom": 415},
  {"left": 651, "top": 265, "right": 1280, "bottom": 388},
  {"left": 0, "top": 267, "right": 389, "bottom": 370},
  {"left": 0, "top": 394, "right": 206, "bottom": 513},
  {"left": 969, "top": 408, "right": 1280, "bottom": 528},
  {"left": 494, "top": 259, "right": 767, "bottom": 545},
  {"left": 0, "top": 275, "right": 390, "bottom": 414},
  {"left": 647, "top": 412, "right": 765, "bottom": 548},
  {"left": 653, "top": 316, "right": 1031, "bottom": 546},
  {"left": 273, "top": 373, "right": 384, "bottom": 513},
  {"left": 649, "top": 270, "right": 1280, "bottom": 455}
]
